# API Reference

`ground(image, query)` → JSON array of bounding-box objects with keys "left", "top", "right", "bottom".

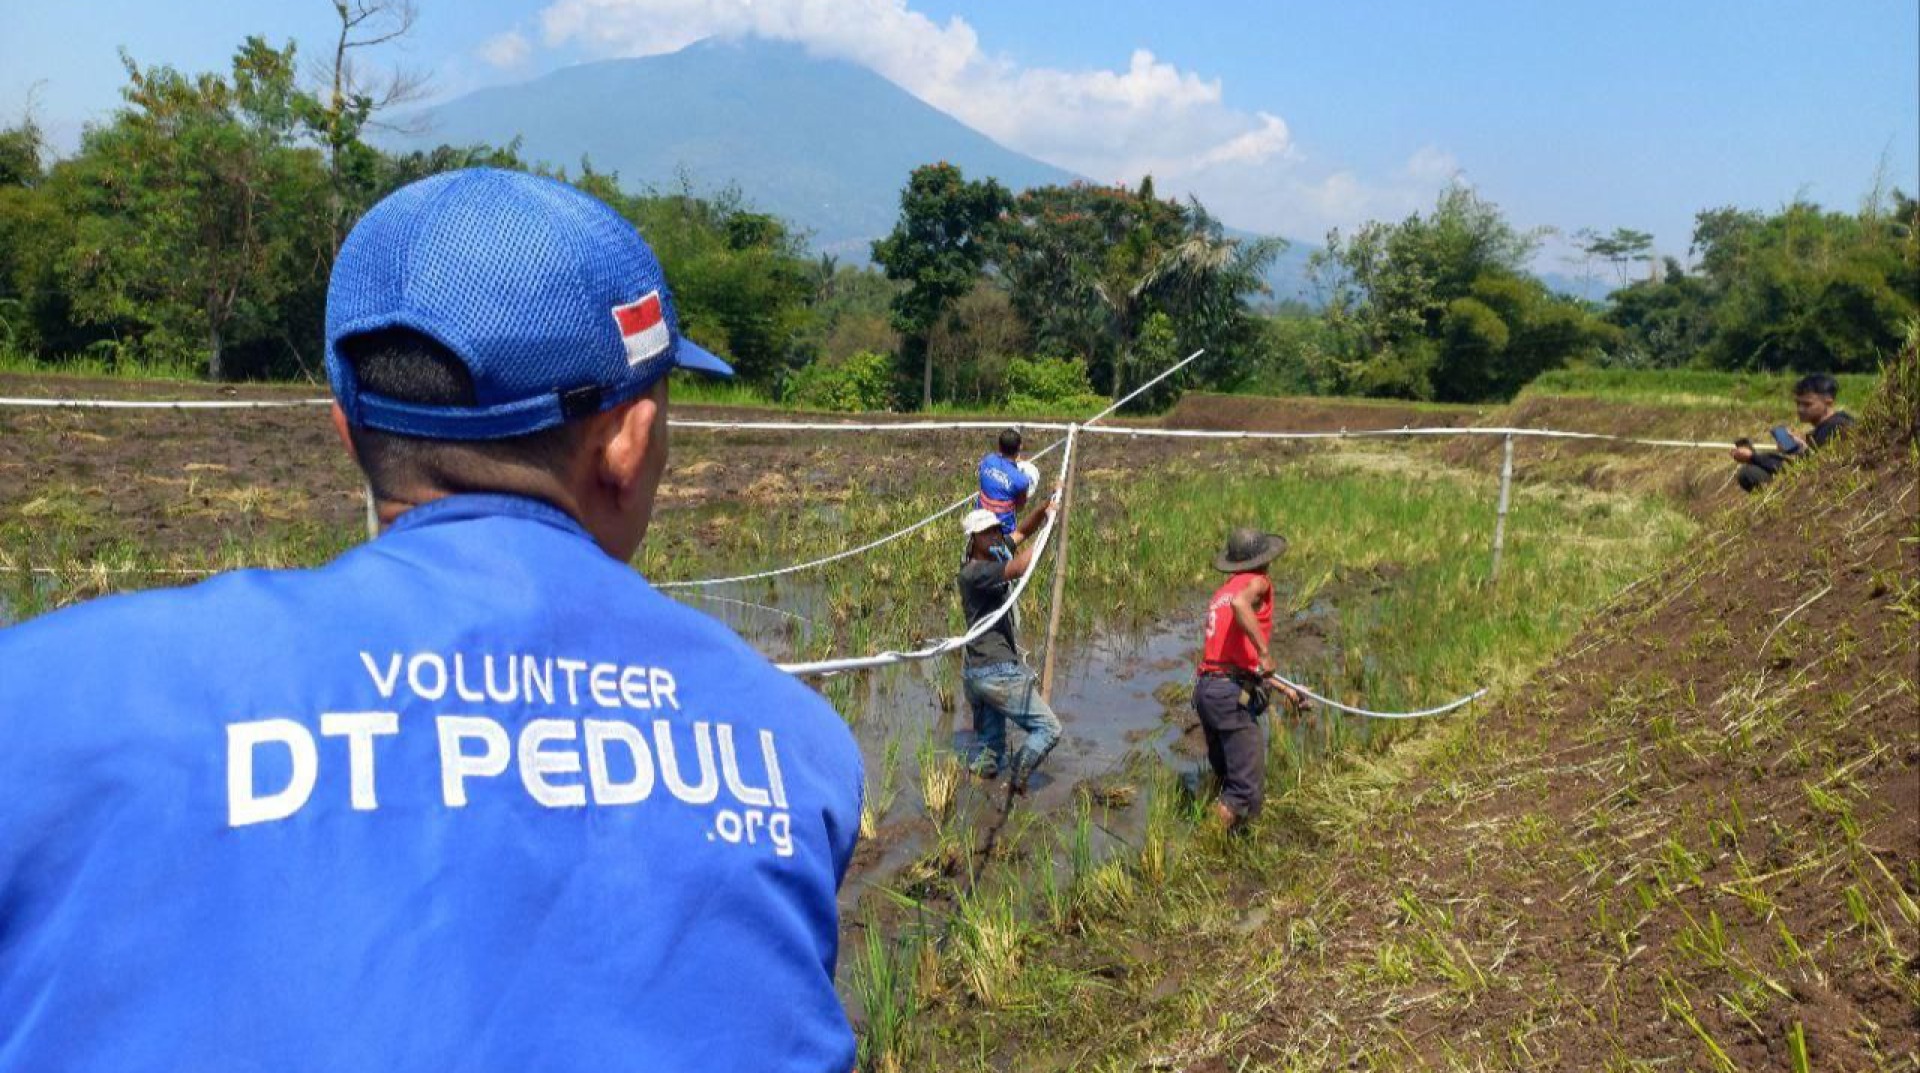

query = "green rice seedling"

[
  {"left": 860, "top": 736, "right": 904, "bottom": 840},
  {"left": 1657, "top": 973, "right": 1738, "bottom": 1073},
  {"left": 1067, "top": 797, "right": 1095, "bottom": 883},
  {"left": 1286, "top": 915, "right": 1324, "bottom": 955},
  {"left": 851, "top": 925, "right": 916, "bottom": 1073},
  {"left": 1371, "top": 940, "right": 1417, "bottom": 986},
  {"left": 915, "top": 734, "right": 962, "bottom": 827},
  {"left": 912, "top": 933, "right": 942, "bottom": 1004},
  {"left": 1658, "top": 837, "right": 1706, "bottom": 889},
  {"left": 1860, "top": 847, "right": 1920, "bottom": 926},
  {"left": 1842, "top": 877, "right": 1904, "bottom": 957},
  {"left": 1077, "top": 858, "right": 1137, "bottom": 921},
  {"left": 1393, "top": 889, "right": 1488, "bottom": 995},
  {"left": 1035, "top": 838, "right": 1070, "bottom": 931},
  {"left": 1674, "top": 908, "right": 1733, "bottom": 972},
  {"left": 1844, "top": 883, "right": 1873, "bottom": 931},
  {"left": 1268, "top": 719, "right": 1305, "bottom": 796},
  {"left": 1785, "top": 1022, "right": 1811, "bottom": 1073},
  {"left": 1723, "top": 862, "right": 1778, "bottom": 920},
  {"left": 1592, "top": 894, "right": 1636, "bottom": 959},
  {"left": 1506, "top": 812, "right": 1551, "bottom": 852},
  {"left": 1136, "top": 776, "right": 1178, "bottom": 887},
  {"left": 952, "top": 885, "right": 1027, "bottom": 1010}
]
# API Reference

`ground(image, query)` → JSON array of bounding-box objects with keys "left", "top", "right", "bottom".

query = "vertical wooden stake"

[
  {"left": 364, "top": 483, "right": 379, "bottom": 542},
  {"left": 1039, "top": 425, "right": 1080, "bottom": 701},
  {"left": 1489, "top": 433, "right": 1514, "bottom": 582}
]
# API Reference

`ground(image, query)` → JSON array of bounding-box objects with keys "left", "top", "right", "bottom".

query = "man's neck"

[{"left": 372, "top": 485, "right": 585, "bottom": 535}]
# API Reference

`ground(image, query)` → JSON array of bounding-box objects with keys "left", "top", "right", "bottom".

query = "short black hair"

[
  {"left": 997, "top": 428, "right": 1023, "bottom": 455},
  {"left": 340, "top": 328, "right": 585, "bottom": 498},
  {"left": 1793, "top": 373, "right": 1839, "bottom": 399}
]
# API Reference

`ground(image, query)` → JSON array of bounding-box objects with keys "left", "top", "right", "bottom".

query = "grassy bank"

[
  {"left": 1526, "top": 367, "right": 1882, "bottom": 409},
  {"left": 0, "top": 343, "right": 208, "bottom": 382},
  {"left": 1180, "top": 389, "right": 1485, "bottom": 416}
]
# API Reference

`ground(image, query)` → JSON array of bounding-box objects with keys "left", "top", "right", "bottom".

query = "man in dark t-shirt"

[
  {"left": 956, "top": 498, "right": 1059, "bottom": 792},
  {"left": 1732, "top": 372, "right": 1855, "bottom": 492}
]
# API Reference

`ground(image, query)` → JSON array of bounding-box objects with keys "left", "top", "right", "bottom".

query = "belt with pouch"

[{"left": 1198, "top": 664, "right": 1272, "bottom": 715}]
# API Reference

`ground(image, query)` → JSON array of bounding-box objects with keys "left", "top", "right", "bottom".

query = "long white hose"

[{"left": 1267, "top": 673, "right": 1488, "bottom": 720}]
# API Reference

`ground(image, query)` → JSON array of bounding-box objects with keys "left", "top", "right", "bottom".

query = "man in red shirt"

[{"left": 1194, "top": 528, "right": 1307, "bottom": 830}]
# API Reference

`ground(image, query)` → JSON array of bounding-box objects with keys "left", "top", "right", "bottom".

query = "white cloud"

[
  {"left": 1405, "top": 145, "right": 1461, "bottom": 184},
  {"left": 536, "top": 0, "right": 1286, "bottom": 181},
  {"left": 479, "top": 30, "right": 533, "bottom": 70},
  {"left": 532, "top": 0, "right": 1458, "bottom": 239},
  {"left": 1193, "top": 148, "right": 1468, "bottom": 246}
]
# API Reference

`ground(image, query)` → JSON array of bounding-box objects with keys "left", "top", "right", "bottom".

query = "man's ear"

[
  {"left": 330, "top": 403, "right": 359, "bottom": 464},
  {"left": 597, "top": 384, "right": 668, "bottom": 498}
]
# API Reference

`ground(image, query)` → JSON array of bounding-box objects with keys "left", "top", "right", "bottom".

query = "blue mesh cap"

[{"left": 325, "top": 168, "right": 733, "bottom": 440}]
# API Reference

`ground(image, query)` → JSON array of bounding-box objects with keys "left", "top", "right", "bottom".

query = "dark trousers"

[
  {"left": 1737, "top": 453, "right": 1787, "bottom": 493},
  {"left": 1193, "top": 675, "right": 1266, "bottom": 820}
]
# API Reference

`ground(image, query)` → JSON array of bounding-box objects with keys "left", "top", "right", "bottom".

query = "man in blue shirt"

[
  {"left": 0, "top": 170, "right": 864, "bottom": 1072},
  {"left": 977, "top": 426, "right": 1033, "bottom": 534}
]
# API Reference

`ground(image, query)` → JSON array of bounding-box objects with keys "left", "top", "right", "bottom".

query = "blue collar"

[{"left": 385, "top": 493, "right": 596, "bottom": 544}]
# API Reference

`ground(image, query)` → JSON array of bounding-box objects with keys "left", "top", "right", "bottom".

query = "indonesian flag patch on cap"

[{"left": 613, "top": 290, "right": 671, "bottom": 366}]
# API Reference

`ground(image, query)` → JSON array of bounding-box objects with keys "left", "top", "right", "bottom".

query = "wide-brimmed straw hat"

[{"left": 1213, "top": 527, "right": 1288, "bottom": 572}]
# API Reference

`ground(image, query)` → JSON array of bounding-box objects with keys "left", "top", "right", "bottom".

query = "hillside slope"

[{"left": 1158, "top": 347, "right": 1919, "bottom": 1068}]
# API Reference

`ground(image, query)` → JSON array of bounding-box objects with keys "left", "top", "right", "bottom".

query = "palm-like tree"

[{"left": 1094, "top": 203, "right": 1284, "bottom": 394}]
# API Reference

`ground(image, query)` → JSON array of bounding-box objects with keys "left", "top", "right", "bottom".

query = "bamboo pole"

[
  {"left": 1489, "top": 432, "right": 1514, "bottom": 582},
  {"left": 364, "top": 483, "right": 379, "bottom": 542},
  {"left": 1038, "top": 424, "right": 1080, "bottom": 700}
]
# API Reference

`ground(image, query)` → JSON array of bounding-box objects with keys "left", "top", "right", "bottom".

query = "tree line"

[
  {"left": 1, "top": 27, "right": 1911, "bottom": 408},
  {"left": 1258, "top": 185, "right": 1917, "bottom": 403},
  {"left": 0, "top": 36, "right": 833, "bottom": 388}
]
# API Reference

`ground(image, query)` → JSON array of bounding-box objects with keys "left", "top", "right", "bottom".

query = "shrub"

[
  {"left": 783, "top": 350, "right": 898, "bottom": 412},
  {"left": 1005, "top": 355, "right": 1106, "bottom": 415}
]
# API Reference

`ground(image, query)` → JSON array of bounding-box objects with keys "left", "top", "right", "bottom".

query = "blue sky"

[{"left": 4, "top": 0, "right": 1914, "bottom": 268}]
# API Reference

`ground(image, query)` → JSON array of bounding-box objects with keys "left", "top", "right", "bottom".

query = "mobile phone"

[{"left": 1769, "top": 425, "right": 1800, "bottom": 453}]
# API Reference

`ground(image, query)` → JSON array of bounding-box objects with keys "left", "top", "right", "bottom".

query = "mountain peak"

[{"left": 396, "top": 39, "right": 1080, "bottom": 256}]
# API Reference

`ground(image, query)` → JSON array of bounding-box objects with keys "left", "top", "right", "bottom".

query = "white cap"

[{"left": 961, "top": 508, "right": 1002, "bottom": 535}]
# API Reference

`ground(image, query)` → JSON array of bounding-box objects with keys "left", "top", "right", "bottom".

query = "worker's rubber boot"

[
  {"left": 1008, "top": 740, "right": 1056, "bottom": 795},
  {"left": 1008, "top": 752, "right": 1036, "bottom": 794}
]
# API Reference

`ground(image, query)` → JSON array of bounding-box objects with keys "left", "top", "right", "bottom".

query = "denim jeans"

[{"left": 962, "top": 662, "right": 1061, "bottom": 776}]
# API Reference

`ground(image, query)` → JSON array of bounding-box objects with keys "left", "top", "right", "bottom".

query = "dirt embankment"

[
  {"left": 1163, "top": 391, "right": 1491, "bottom": 433},
  {"left": 1438, "top": 393, "right": 1782, "bottom": 514},
  {"left": 1165, "top": 389, "right": 1776, "bottom": 515},
  {"left": 1174, "top": 359, "right": 1919, "bottom": 1069}
]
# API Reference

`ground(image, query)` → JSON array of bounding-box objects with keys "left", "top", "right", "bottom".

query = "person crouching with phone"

[
  {"left": 1730, "top": 373, "right": 1855, "bottom": 493},
  {"left": 1193, "top": 528, "right": 1308, "bottom": 832}
]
